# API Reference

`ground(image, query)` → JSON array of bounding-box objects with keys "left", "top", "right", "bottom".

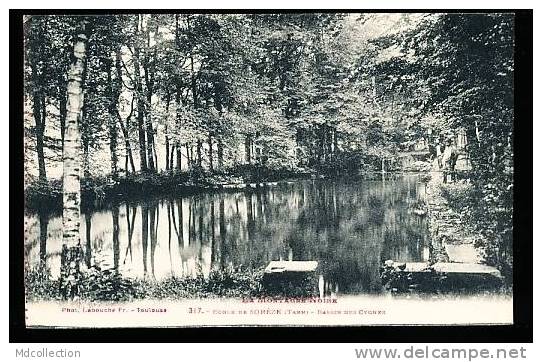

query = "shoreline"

[{"left": 24, "top": 168, "right": 429, "bottom": 216}]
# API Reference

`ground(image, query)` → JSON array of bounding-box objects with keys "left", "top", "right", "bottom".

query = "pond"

[{"left": 24, "top": 175, "right": 430, "bottom": 295}]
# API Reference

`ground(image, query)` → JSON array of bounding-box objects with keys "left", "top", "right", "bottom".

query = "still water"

[{"left": 24, "top": 176, "right": 429, "bottom": 295}]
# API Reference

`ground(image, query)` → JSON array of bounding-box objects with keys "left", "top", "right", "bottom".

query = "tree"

[
  {"left": 131, "top": 15, "right": 149, "bottom": 173},
  {"left": 59, "top": 18, "right": 89, "bottom": 299}
]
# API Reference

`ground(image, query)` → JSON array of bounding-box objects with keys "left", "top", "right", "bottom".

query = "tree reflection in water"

[{"left": 25, "top": 176, "right": 429, "bottom": 295}]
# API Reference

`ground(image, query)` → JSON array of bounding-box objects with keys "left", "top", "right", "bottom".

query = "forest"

[{"left": 23, "top": 13, "right": 514, "bottom": 298}]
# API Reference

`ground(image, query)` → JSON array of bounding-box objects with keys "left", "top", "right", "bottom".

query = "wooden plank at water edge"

[
  {"left": 264, "top": 261, "right": 319, "bottom": 274},
  {"left": 263, "top": 261, "right": 320, "bottom": 297},
  {"left": 432, "top": 262, "right": 501, "bottom": 278},
  {"left": 432, "top": 262, "right": 503, "bottom": 290}
]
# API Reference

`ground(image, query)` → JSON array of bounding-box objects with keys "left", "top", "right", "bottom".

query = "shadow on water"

[{"left": 24, "top": 175, "right": 431, "bottom": 296}]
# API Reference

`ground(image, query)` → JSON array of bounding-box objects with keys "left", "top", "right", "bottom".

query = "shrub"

[{"left": 439, "top": 180, "right": 513, "bottom": 282}]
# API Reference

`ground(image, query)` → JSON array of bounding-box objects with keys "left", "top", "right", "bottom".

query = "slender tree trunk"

[
  {"left": 185, "top": 144, "right": 191, "bottom": 168},
  {"left": 80, "top": 49, "right": 90, "bottom": 179},
  {"left": 59, "top": 81, "right": 67, "bottom": 150},
  {"left": 316, "top": 126, "right": 323, "bottom": 165},
  {"left": 143, "top": 23, "right": 156, "bottom": 172},
  {"left": 60, "top": 20, "right": 88, "bottom": 299},
  {"left": 169, "top": 145, "right": 176, "bottom": 171},
  {"left": 326, "top": 126, "right": 333, "bottom": 162},
  {"left": 196, "top": 141, "right": 202, "bottom": 167},
  {"left": 188, "top": 15, "right": 201, "bottom": 171},
  {"left": 217, "top": 140, "right": 224, "bottom": 170},
  {"left": 153, "top": 140, "right": 158, "bottom": 172},
  {"left": 33, "top": 94, "right": 47, "bottom": 182},
  {"left": 133, "top": 15, "right": 147, "bottom": 173},
  {"left": 165, "top": 137, "right": 169, "bottom": 171},
  {"left": 245, "top": 136, "right": 251, "bottom": 164},
  {"left": 116, "top": 109, "right": 136, "bottom": 175},
  {"left": 113, "top": 53, "right": 136, "bottom": 175},
  {"left": 475, "top": 119, "right": 481, "bottom": 145},
  {"left": 214, "top": 102, "right": 224, "bottom": 171},
  {"left": 176, "top": 148, "right": 182, "bottom": 170},
  {"left": 136, "top": 96, "right": 147, "bottom": 172},
  {"left": 144, "top": 92, "right": 155, "bottom": 172},
  {"left": 29, "top": 20, "right": 47, "bottom": 182},
  {"left": 84, "top": 213, "right": 91, "bottom": 268},
  {"left": 333, "top": 128, "right": 338, "bottom": 159},
  {"left": 81, "top": 113, "right": 90, "bottom": 179},
  {"left": 106, "top": 62, "right": 119, "bottom": 180},
  {"left": 323, "top": 126, "right": 328, "bottom": 164},
  {"left": 165, "top": 92, "right": 171, "bottom": 171},
  {"left": 189, "top": 43, "right": 198, "bottom": 109},
  {"left": 208, "top": 134, "right": 213, "bottom": 172},
  {"left": 175, "top": 83, "right": 182, "bottom": 171}
]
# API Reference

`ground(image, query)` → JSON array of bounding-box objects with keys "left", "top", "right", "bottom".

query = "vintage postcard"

[{"left": 22, "top": 11, "right": 515, "bottom": 328}]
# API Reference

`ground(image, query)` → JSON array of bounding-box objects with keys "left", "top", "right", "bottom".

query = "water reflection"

[
  {"left": 39, "top": 214, "right": 48, "bottom": 268},
  {"left": 24, "top": 176, "right": 429, "bottom": 295}
]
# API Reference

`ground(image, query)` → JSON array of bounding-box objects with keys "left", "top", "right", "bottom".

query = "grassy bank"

[
  {"left": 25, "top": 263, "right": 325, "bottom": 301},
  {"left": 25, "top": 265, "right": 266, "bottom": 301}
]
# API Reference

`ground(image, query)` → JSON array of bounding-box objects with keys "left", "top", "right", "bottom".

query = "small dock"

[{"left": 383, "top": 261, "right": 503, "bottom": 292}]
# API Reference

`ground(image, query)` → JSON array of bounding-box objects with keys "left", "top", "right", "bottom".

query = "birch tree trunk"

[{"left": 60, "top": 20, "right": 88, "bottom": 299}]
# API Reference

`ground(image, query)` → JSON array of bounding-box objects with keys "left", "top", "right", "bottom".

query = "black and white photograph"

[{"left": 16, "top": 9, "right": 527, "bottom": 330}]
